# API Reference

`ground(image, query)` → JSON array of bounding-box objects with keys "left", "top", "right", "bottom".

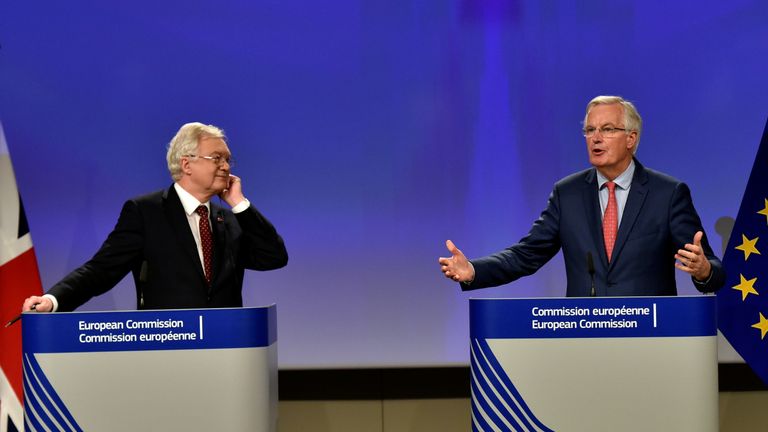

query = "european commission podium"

[
  {"left": 469, "top": 296, "right": 717, "bottom": 432},
  {"left": 22, "top": 306, "right": 277, "bottom": 432}
]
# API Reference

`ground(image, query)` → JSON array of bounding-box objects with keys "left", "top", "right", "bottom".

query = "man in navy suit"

[
  {"left": 439, "top": 96, "right": 724, "bottom": 296},
  {"left": 22, "top": 122, "right": 288, "bottom": 312}
]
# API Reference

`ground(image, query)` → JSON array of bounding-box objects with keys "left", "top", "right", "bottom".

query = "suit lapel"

[
  {"left": 609, "top": 160, "right": 649, "bottom": 269},
  {"left": 582, "top": 169, "right": 608, "bottom": 264},
  {"left": 163, "top": 186, "right": 207, "bottom": 283},
  {"left": 210, "top": 204, "right": 229, "bottom": 288}
]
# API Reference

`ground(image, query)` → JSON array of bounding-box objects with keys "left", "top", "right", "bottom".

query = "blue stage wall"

[{"left": 1, "top": 1, "right": 766, "bottom": 367}]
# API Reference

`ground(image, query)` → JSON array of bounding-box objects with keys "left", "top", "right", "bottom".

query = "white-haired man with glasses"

[
  {"left": 439, "top": 96, "right": 724, "bottom": 296},
  {"left": 23, "top": 122, "right": 287, "bottom": 312}
]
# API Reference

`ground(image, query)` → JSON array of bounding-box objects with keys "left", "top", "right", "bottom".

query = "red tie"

[
  {"left": 603, "top": 182, "right": 618, "bottom": 262},
  {"left": 196, "top": 205, "right": 213, "bottom": 285}
]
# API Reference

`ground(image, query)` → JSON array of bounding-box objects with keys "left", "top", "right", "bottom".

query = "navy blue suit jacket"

[
  {"left": 465, "top": 160, "right": 724, "bottom": 296},
  {"left": 48, "top": 185, "right": 288, "bottom": 311}
]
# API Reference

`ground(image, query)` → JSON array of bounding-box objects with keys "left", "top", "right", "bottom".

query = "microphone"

[
  {"left": 5, "top": 304, "right": 36, "bottom": 328},
  {"left": 139, "top": 261, "right": 148, "bottom": 308},
  {"left": 139, "top": 261, "right": 149, "bottom": 283},
  {"left": 587, "top": 252, "right": 596, "bottom": 297}
]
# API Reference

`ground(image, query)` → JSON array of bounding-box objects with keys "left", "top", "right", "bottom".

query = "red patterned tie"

[
  {"left": 196, "top": 205, "right": 213, "bottom": 285},
  {"left": 603, "top": 181, "right": 618, "bottom": 262}
]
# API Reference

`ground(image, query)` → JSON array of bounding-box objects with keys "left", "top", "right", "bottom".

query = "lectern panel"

[
  {"left": 22, "top": 306, "right": 277, "bottom": 432},
  {"left": 469, "top": 297, "right": 717, "bottom": 432}
]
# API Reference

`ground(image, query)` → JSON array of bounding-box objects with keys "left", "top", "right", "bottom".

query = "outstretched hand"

[
  {"left": 439, "top": 240, "right": 475, "bottom": 283},
  {"left": 674, "top": 231, "right": 712, "bottom": 281}
]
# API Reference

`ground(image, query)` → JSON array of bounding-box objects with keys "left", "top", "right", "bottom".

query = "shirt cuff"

[
  {"left": 231, "top": 198, "right": 251, "bottom": 214},
  {"left": 43, "top": 294, "right": 59, "bottom": 312}
]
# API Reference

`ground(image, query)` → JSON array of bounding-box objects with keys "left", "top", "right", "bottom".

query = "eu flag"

[{"left": 717, "top": 118, "right": 768, "bottom": 385}]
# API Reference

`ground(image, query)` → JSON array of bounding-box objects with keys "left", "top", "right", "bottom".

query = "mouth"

[{"left": 591, "top": 147, "right": 606, "bottom": 157}]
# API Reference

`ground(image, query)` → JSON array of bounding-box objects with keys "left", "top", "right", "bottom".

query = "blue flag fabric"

[{"left": 717, "top": 118, "right": 768, "bottom": 385}]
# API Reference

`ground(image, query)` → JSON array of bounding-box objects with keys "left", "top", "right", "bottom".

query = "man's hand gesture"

[
  {"left": 674, "top": 231, "right": 712, "bottom": 281},
  {"left": 439, "top": 240, "right": 475, "bottom": 283}
]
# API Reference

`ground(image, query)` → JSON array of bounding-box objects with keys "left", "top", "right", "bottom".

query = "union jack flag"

[{"left": 0, "top": 123, "right": 44, "bottom": 432}]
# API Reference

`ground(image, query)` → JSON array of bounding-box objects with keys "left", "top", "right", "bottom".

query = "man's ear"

[
  {"left": 181, "top": 157, "right": 192, "bottom": 175},
  {"left": 627, "top": 131, "right": 638, "bottom": 152}
]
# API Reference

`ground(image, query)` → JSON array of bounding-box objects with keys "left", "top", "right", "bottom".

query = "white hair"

[{"left": 166, "top": 122, "right": 226, "bottom": 181}]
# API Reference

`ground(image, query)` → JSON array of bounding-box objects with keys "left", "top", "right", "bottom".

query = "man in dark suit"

[
  {"left": 439, "top": 96, "right": 724, "bottom": 296},
  {"left": 22, "top": 122, "right": 288, "bottom": 312}
]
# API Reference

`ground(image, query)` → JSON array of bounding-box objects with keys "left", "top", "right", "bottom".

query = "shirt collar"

[
  {"left": 597, "top": 159, "right": 635, "bottom": 190},
  {"left": 174, "top": 183, "right": 209, "bottom": 216}
]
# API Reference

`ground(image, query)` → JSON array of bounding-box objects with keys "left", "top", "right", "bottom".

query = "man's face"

[
  {"left": 585, "top": 103, "right": 637, "bottom": 179},
  {"left": 183, "top": 136, "right": 232, "bottom": 198}
]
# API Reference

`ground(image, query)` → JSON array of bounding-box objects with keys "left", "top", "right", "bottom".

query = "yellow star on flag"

[
  {"left": 759, "top": 199, "right": 768, "bottom": 224},
  {"left": 732, "top": 274, "right": 759, "bottom": 301},
  {"left": 753, "top": 312, "right": 768, "bottom": 340},
  {"left": 735, "top": 234, "right": 761, "bottom": 261}
]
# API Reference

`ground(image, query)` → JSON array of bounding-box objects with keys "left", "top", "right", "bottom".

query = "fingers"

[
  {"left": 677, "top": 231, "right": 705, "bottom": 262},
  {"left": 22, "top": 296, "right": 40, "bottom": 311},
  {"left": 674, "top": 259, "right": 710, "bottom": 280},
  {"left": 693, "top": 231, "right": 703, "bottom": 247},
  {"left": 438, "top": 255, "right": 456, "bottom": 278},
  {"left": 674, "top": 257, "right": 700, "bottom": 277},
  {"left": 675, "top": 251, "right": 699, "bottom": 268},
  {"left": 220, "top": 174, "right": 246, "bottom": 207},
  {"left": 675, "top": 249, "right": 695, "bottom": 262},
  {"left": 439, "top": 240, "right": 476, "bottom": 283},
  {"left": 674, "top": 260, "right": 692, "bottom": 274},
  {"left": 446, "top": 239, "right": 461, "bottom": 256},
  {"left": 662, "top": 231, "right": 714, "bottom": 280},
  {"left": 442, "top": 268, "right": 462, "bottom": 281},
  {"left": 23, "top": 296, "right": 52, "bottom": 312},
  {"left": 674, "top": 236, "right": 710, "bottom": 280}
]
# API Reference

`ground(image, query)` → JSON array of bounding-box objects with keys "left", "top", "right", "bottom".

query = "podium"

[
  {"left": 469, "top": 296, "right": 717, "bottom": 432},
  {"left": 22, "top": 306, "right": 277, "bottom": 432}
]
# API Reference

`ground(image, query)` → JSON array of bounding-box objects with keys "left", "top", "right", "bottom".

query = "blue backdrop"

[{"left": 1, "top": 1, "right": 766, "bottom": 367}]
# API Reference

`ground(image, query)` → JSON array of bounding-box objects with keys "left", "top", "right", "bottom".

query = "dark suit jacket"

[
  {"left": 48, "top": 185, "right": 288, "bottom": 311},
  {"left": 465, "top": 159, "right": 724, "bottom": 296}
]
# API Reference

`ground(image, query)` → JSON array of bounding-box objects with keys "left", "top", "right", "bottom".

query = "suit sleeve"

[
  {"left": 669, "top": 182, "right": 725, "bottom": 293},
  {"left": 47, "top": 200, "right": 145, "bottom": 311},
  {"left": 463, "top": 186, "right": 563, "bottom": 290},
  {"left": 234, "top": 206, "right": 288, "bottom": 270}
]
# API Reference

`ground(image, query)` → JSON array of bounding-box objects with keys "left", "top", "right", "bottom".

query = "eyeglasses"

[
  {"left": 582, "top": 126, "right": 628, "bottom": 138},
  {"left": 184, "top": 154, "right": 235, "bottom": 168}
]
